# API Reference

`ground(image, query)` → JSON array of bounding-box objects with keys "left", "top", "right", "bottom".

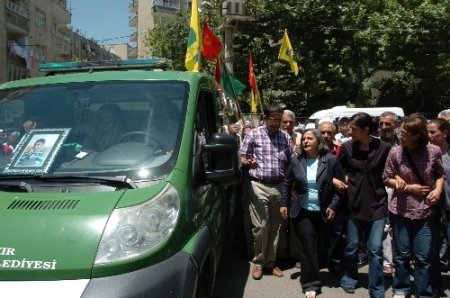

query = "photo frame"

[{"left": 3, "top": 128, "right": 71, "bottom": 175}]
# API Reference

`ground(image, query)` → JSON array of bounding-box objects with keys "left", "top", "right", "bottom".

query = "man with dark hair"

[{"left": 240, "top": 104, "right": 293, "bottom": 280}]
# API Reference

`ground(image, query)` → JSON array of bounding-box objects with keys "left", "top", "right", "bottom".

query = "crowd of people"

[{"left": 227, "top": 105, "right": 450, "bottom": 298}]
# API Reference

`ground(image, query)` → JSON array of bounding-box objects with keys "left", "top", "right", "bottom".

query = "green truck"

[{"left": 0, "top": 59, "right": 240, "bottom": 297}]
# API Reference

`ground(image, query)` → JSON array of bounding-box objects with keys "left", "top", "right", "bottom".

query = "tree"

[
  {"left": 143, "top": 0, "right": 450, "bottom": 117},
  {"left": 143, "top": 12, "right": 190, "bottom": 71}
]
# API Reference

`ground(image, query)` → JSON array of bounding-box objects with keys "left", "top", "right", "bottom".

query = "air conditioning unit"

[{"left": 222, "top": 0, "right": 246, "bottom": 16}]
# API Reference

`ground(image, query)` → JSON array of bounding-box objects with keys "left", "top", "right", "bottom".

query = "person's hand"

[
  {"left": 405, "top": 184, "right": 431, "bottom": 196},
  {"left": 332, "top": 178, "right": 347, "bottom": 193},
  {"left": 394, "top": 176, "right": 407, "bottom": 191},
  {"left": 326, "top": 207, "right": 336, "bottom": 221},
  {"left": 426, "top": 188, "right": 441, "bottom": 205},
  {"left": 280, "top": 207, "right": 288, "bottom": 220},
  {"left": 245, "top": 158, "right": 258, "bottom": 169},
  {"left": 23, "top": 120, "right": 36, "bottom": 133}
]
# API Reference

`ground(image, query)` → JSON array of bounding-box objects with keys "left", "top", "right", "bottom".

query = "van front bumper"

[{"left": 82, "top": 250, "right": 198, "bottom": 298}]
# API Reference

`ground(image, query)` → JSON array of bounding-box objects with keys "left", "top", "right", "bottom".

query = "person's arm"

[
  {"left": 426, "top": 176, "right": 444, "bottom": 205},
  {"left": 239, "top": 132, "right": 258, "bottom": 169},
  {"left": 279, "top": 163, "right": 294, "bottom": 219},
  {"left": 329, "top": 155, "right": 346, "bottom": 211}
]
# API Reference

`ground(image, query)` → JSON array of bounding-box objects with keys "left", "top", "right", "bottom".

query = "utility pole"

[
  {"left": 220, "top": 0, "right": 254, "bottom": 74},
  {"left": 222, "top": 19, "right": 235, "bottom": 72}
]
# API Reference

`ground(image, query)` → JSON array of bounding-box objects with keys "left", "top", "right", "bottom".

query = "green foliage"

[
  {"left": 143, "top": 12, "right": 190, "bottom": 70},
  {"left": 143, "top": 0, "right": 450, "bottom": 117}
]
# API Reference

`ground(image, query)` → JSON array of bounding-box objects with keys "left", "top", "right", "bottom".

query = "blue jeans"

[
  {"left": 447, "top": 211, "right": 450, "bottom": 252},
  {"left": 340, "top": 217, "right": 385, "bottom": 298},
  {"left": 391, "top": 213, "right": 434, "bottom": 298}
]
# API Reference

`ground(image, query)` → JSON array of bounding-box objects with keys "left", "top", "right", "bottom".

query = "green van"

[{"left": 0, "top": 59, "right": 240, "bottom": 297}]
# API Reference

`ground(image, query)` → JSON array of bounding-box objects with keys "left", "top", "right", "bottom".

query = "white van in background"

[{"left": 308, "top": 105, "right": 405, "bottom": 123}]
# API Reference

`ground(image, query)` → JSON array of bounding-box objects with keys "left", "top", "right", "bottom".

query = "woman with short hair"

[{"left": 279, "top": 128, "right": 344, "bottom": 298}]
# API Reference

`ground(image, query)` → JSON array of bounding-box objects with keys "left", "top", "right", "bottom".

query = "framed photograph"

[{"left": 3, "top": 128, "right": 71, "bottom": 175}]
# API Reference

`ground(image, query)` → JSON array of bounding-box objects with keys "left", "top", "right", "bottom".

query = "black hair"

[
  {"left": 350, "top": 112, "right": 375, "bottom": 134},
  {"left": 428, "top": 118, "right": 450, "bottom": 144},
  {"left": 402, "top": 116, "right": 428, "bottom": 150},
  {"left": 263, "top": 104, "right": 283, "bottom": 118}
]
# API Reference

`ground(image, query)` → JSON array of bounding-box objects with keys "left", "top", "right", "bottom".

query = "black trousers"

[{"left": 293, "top": 208, "right": 331, "bottom": 293}]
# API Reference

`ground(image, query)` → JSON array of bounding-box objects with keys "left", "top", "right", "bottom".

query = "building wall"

[
  {"left": 1, "top": 0, "right": 118, "bottom": 83},
  {"left": 105, "top": 44, "right": 132, "bottom": 60},
  {"left": 133, "top": 0, "right": 188, "bottom": 58},
  {"left": 0, "top": 1, "right": 7, "bottom": 83}
]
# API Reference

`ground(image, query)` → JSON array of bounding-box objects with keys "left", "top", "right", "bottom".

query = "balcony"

[
  {"left": 129, "top": 0, "right": 137, "bottom": 13},
  {"left": 152, "top": 0, "right": 180, "bottom": 12},
  {"left": 5, "top": 0, "right": 29, "bottom": 33},
  {"left": 128, "top": 14, "right": 138, "bottom": 27},
  {"left": 51, "top": 28, "right": 71, "bottom": 55},
  {"left": 129, "top": 31, "right": 138, "bottom": 42},
  {"left": 128, "top": 46, "right": 138, "bottom": 59}
]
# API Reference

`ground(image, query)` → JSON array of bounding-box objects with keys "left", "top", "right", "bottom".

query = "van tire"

[{"left": 196, "top": 256, "right": 213, "bottom": 298}]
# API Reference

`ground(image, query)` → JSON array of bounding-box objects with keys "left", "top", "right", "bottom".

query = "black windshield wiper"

[
  {"left": 0, "top": 175, "right": 137, "bottom": 189},
  {"left": 0, "top": 181, "right": 33, "bottom": 192}
]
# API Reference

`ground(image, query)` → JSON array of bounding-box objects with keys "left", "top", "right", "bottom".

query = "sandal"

[{"left": 306, "top": 291, "right": 316, "bottom": 298}]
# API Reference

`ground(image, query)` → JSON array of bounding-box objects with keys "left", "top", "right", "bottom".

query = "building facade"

[
  {"left": 129, "top": 0, "right": 190, "bottom": 58},
  {"left": 1, "top": 0, "right": 119, "bottom": 84}
]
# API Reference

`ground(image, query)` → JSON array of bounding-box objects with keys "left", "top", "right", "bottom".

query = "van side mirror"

[{"left": 202, "top": 133, "right": 241, "bottom": 185}]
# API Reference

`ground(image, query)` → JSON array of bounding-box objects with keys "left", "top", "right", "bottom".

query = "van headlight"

[{"left": 94, "top": 183, "right": 180, "bottom": 265}]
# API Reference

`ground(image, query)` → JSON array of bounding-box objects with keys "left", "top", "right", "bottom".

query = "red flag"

[
  {"left": 215, "top": 57, "right": 221, "bottom": 84},
  {"left": 248, "top": 53, "right": 257, "bottom": 91},
  {"left": 201, "top": 22, "right": 223, "bottom": 60}
]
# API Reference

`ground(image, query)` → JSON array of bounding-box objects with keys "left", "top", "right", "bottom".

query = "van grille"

[{"left": 7, "top": 200, "right": 80, "bottom": 210}]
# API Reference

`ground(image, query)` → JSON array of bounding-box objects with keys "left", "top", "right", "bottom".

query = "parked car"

[{"left": 308, "top": 105, "right": 405, "bottom": 123}]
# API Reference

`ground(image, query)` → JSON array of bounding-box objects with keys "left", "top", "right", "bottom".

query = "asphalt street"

[{"left": 212, "top": 239, "right": 450, "bottom": 298}]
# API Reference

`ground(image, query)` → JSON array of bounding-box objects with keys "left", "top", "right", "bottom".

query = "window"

[{"left": 35, "top": 8, "right": 46, "bottom": 28}]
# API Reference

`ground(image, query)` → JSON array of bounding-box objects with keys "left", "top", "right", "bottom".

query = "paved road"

[{"left": 213, "top": 240, "right": 450, "bottom": 298}]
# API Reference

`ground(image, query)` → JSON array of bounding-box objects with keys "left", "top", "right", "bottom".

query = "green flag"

[{"left": 221, "top": 63, "right": 246, "bottom": 100}]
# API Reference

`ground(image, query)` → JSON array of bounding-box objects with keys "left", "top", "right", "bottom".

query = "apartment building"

[
  {"left": 129, "top": 0, "right": 190, "bottom": 58},
  {"left": 1, "top": 0, "right": 119, "bottom": 84}
]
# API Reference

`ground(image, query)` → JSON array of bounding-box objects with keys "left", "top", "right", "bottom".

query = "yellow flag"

[
  {"left": 278, "top": 29, "right": 299, "bottom": 76},
  {"left": 251, "top": 90, "right": 260, "bottom": 113},
  {"left": 185, "top": 0, "right": 202, "bottom": 71}
]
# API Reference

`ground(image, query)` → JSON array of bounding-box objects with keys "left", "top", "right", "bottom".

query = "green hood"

[{"left": 0, "top": 191, "right": 124, "bottom": 281}]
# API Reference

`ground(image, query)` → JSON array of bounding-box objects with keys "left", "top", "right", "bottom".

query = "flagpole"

[{"left": 267, "top": 64, "right": 278, "bottom": 100}]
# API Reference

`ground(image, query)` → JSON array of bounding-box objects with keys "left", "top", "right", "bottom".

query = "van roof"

[{"left": 309, "top": 106, "right": 404, "bottom": 121}]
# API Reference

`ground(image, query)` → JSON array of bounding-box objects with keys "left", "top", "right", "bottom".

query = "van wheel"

[{"left": 196, "top": 257, "right": 213, "bottom": 298}]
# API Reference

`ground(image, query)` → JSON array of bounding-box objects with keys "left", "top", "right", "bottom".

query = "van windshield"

[{"left": 0, "top": 81, "right": 187, "bottom": 181}]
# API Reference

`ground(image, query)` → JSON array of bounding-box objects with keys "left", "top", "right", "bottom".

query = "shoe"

[
  {"left": 271, "top": 266, "right": 283, "bottom": 277},
  {"left": 251, "top": 264, "right": 263, "bottom": 280},
  {"left": 305, "top": 291, "right": 316, "bottom": 298},
  {"left": 342, "top": 287, "right": 355, "bottom": 294}
]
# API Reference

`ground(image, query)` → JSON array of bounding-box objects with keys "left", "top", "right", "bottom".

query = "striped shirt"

[{"left": 240, "top": 126, "right": 292, "bottom": 182}]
